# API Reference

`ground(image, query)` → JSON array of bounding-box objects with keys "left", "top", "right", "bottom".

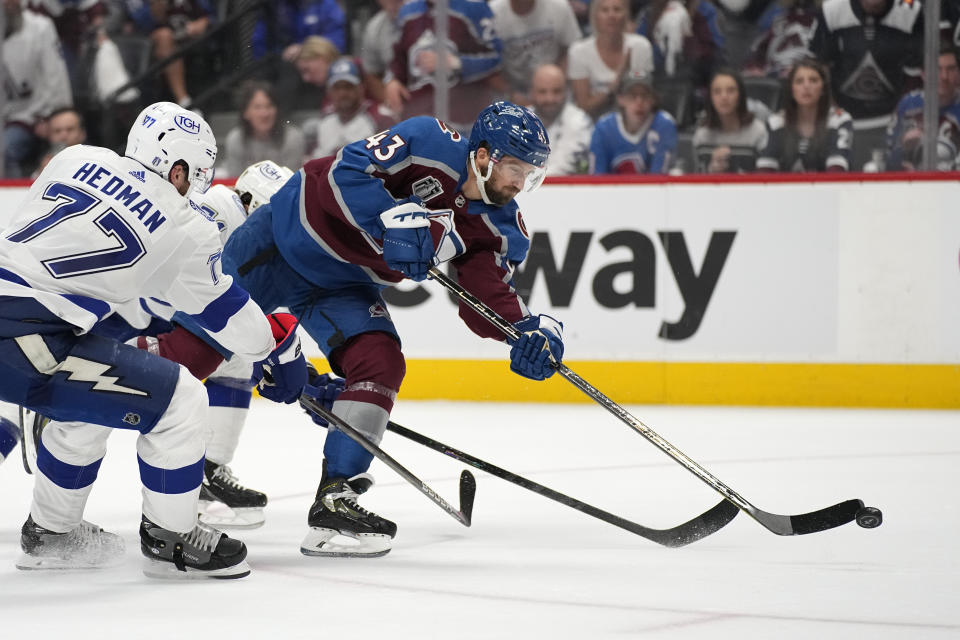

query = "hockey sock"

[
  {"left": 323, "top": 429, "right": 374, "bottom": 478},
  {"left": 204, "top": 381, "right": 253, "bottom": 465}
]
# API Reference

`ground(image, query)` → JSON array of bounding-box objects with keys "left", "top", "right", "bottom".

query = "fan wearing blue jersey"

[
  {"left": 0, "top": 102, "right": 302, "bottom": 580},
  {"left": 589, "top": 72, "right": 679, "bottom": 174},
  {"left": 222, "top": 101, "right": 564, "bottom": 557}
]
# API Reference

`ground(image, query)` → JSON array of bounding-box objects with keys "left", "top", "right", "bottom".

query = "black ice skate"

[
  {"left": 16, "top": 514, "right": 125, "bottom": 570},
  {"left": 198, "top": 459, "right": 267, "bottom": 529},
  {"left": 140, "top": 516, "right": 250, "bottom": 579},
  {"left": 301, "top": 472, "right": 397, "bottom": 558}
]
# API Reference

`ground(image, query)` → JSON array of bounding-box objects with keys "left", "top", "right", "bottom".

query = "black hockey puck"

[{"left": 855, "top": 506, "right": 882, "bottom": 528}]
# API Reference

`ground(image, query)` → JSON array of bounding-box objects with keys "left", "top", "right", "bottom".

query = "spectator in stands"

[
  {"left": 32, "top": 107, "right": 88, "bottom": 177},
  {"left": 251, "top": 0, "right": 347, "bottom": 61},
  {"left": 120, "top": 0, "right": 215, "bottom": 112},
  {"left": 489, "top": 0, "right": 583, "bottom": 105},
  {"left": 693, "top": 69, "right": 768, "bottom": 172},
  {"left": 886, "top": 45, "right": 960, "bottom": 171},
  {"left": 384, "top": 0, "right": 504, "bottom": 132},
  {"left": 360, "top": 0, "right": 403, "bottom": 104},
  {"left": 46, "top": 107, "right": 88, "bottom": 148},
  {"left": 570, "top": 0, "right": 592, "bottom": 32},
  {"left": 757, "top": 58, "right": 853, "bottom": 171},
  {"left": 811, "top": 0, "right": 923, "bottom": 127},
  {"left": 221, "top": 81, "right": 306, "bottom": 178},
  {"left": 589, "top": 71, "right": 678, "bottom": 173},
  {"left": 303, "top": 57, "right": 397, "bottom": 159},
  {"left": 529, "top": 63, "right": 594, "bottom": 174},
  {"left": 276, "top": 35, "right": 341, "bottom": 112},
  {"left": 26, "top": 2, "right": 139, "bottom": 110},
  {"left": 568, "top": 0, "right": 655, "bottom": 120},
  {"left": 2, "top": 0, "right": 73, "bottom": 177},
  {"left": 744, "top": 0, "right": 821, "bottom": 79},
  {"left": 635, "top": 0, "right": 726, "bottom": 90}
]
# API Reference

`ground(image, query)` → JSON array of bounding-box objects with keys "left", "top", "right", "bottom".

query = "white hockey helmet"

[
  {"left": 125, "top": 101, "right": 217, "bottom": 197},
  {"left": 234, "top": 160, "right": 294, "bottom": 213}
]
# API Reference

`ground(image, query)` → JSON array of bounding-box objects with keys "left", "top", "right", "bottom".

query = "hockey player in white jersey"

[
  {"left": 14, "top": 161, "right": 299, "bottom": 530},
  {"left": 192, "top": 160, "right": 296, "bottom": 529},
  {"left": 0, "top": 103, "right": 306, "bottom": 579}
]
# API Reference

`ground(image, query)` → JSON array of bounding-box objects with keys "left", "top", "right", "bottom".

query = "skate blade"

[
  {"left": 16, "top": 552, "right": 124, "bottom": 571},
  {"left": 198, "top": 503, "right": 265, "bottom": 530},
  {"left": 300, "top": 527, "right": 392, "bottom": 558},
  {"left": 141, "top": 557, "right": 251, "bottom": 580}
]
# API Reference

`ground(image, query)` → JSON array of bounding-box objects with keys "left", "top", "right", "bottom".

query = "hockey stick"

[
  {"left": 299, "top": 394, "right": 475, "bottom": 527},
  {"left": 387, "top": 420, "right": 738, "bottom": 547},
  {"left": 427, "top": 266, "right": 881, "bottom": 536}
]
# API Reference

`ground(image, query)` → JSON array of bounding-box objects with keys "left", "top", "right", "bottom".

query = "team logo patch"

[
  {"left": 123, "top": 412, "right": 141, "bottom": 426},
  {"left": 174, "top": 114, "right": 202, "bottom": 135},
  {"left": 517, "top": 211, "right": 529, "bottom": 239},
  {"left": 369, "top": 302, "right": 391, "bottom": 319},
  {"left": 412, "top": 176, "right": 444, "bottom": 201},
  {"left": 455, "top": 194, "right": 466, "bottom": 208}
]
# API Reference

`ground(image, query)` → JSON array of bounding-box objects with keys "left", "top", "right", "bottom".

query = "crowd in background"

[{"left": 4, "top": 0, "right": 960, "bottom": 178}]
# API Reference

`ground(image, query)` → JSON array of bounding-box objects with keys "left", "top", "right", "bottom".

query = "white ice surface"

[{"left": 0, "top": 402, "right": 957, "bottom": 639}]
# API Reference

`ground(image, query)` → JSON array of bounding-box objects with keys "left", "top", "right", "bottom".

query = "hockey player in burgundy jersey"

[{"left": 222, "top": 101, "right": 563, "bottom": 557}]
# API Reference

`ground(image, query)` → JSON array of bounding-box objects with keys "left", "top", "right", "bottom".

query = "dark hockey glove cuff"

[{"left": 257, "top": 313, "right": 307, "bottom": 403}]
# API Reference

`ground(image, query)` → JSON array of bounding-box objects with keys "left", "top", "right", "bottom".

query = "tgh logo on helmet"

[
  {"left": 174, "top": 114, "right": 202, "bottom": 135},
  {"left": 260, "top": 163, "right": 281, "bottom": 179}
]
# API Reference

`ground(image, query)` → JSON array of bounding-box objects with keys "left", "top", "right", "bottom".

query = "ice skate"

[
  {"left": 301, "top": 473, "right": 396, "bottom": 558},
  {"left": 198, "top": 459, "right": 267, "bottom": 529},
  {"left": 16, "top": 515, "right": 125, "bottom": 570},
  {"left": 140, "top": 516, "right": 250, "bottom": 580}
]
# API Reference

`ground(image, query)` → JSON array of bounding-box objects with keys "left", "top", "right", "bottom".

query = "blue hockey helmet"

[{"left": 468, "top": 101, "right": 550, "bottom": 203}]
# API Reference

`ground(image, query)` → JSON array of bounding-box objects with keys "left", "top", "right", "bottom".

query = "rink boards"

[{"left": 1, "top": 174, "right": 957, "bottom": 407}]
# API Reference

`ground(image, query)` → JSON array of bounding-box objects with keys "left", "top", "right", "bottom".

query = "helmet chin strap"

[{"left": 469, "top": 150, "right": 496, "bottom": 205}]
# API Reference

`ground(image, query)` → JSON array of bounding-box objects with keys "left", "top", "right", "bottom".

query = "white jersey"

[
  {"left": 0, "top": 145, "right": 274, "bottom": 363},
  {"left": 3, "top": 10, "right": 72, "bottom": 125},
  {"left": 489, "top": 0, "right": 582, "bottom": 92},
  {"left": 567, "top": 34, "right": 655, "bottom": 99},
  {"left": 540, "top": 102, "right": 593, "bottom": 176},
  {"left": 191, "top": 183, "right": 247, "bottom": 247}
]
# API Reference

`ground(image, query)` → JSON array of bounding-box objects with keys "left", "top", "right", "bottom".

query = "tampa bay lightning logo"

[{"left": 174, "top": 114, "right": 202, "bottom": 135}]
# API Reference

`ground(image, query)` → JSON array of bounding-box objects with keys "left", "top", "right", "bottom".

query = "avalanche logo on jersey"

[
  {"left": 516, "top": 211, "right": 529, "bottom": 239},
  {"left": 369, "top": 301, "right": 391, "bottom": 319},
  {"left": 174, "top": 114, "right": 202, "bottom": 135}
]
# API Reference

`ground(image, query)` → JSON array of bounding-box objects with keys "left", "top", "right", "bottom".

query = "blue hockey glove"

[
  {"left": 257, "top": 313, "right": 307, "bottom": 404},
  {"left": 379, "top": 199, "right": 437, "bottom": 281},
  {"left": 508, "top": 314, "right": 564, "bottom": 381},
  {"left": 301, "top": 372, "right": 346, "bottom": 427}
]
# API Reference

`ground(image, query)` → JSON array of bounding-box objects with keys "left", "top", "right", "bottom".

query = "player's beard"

[{"left": 484, "top": 177, "right": 519, "bottom": 206}]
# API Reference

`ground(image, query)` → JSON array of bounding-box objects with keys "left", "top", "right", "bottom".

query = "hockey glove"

[
  {"left": 508, "top": 314, "right": 564, "bottom": 381},
  {"left": 301, "top": 372, "right": 346, "bottom": 427},
  {"left": 379, "top": 199, "right": 437, "bottom": 281},
  {"left": 257, "top": 313, "right": 307, "bottom": 404}
]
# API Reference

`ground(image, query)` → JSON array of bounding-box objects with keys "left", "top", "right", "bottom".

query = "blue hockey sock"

[{"left": 323, "top": 429, "right": 374, "bottom": 479}]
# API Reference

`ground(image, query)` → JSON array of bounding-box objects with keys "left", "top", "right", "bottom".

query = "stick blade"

[
  {"left": 751, "top": 498, "right": 865, "bottom": 535},
  {"left": 458, "top": 470, "right": 476, "bottom": 527},
  {"left": 788, "top": 498, "right": 864, "bottom": 535},
  {"left": 659, "top": 499, "right": 740, "bottom": 548}
]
